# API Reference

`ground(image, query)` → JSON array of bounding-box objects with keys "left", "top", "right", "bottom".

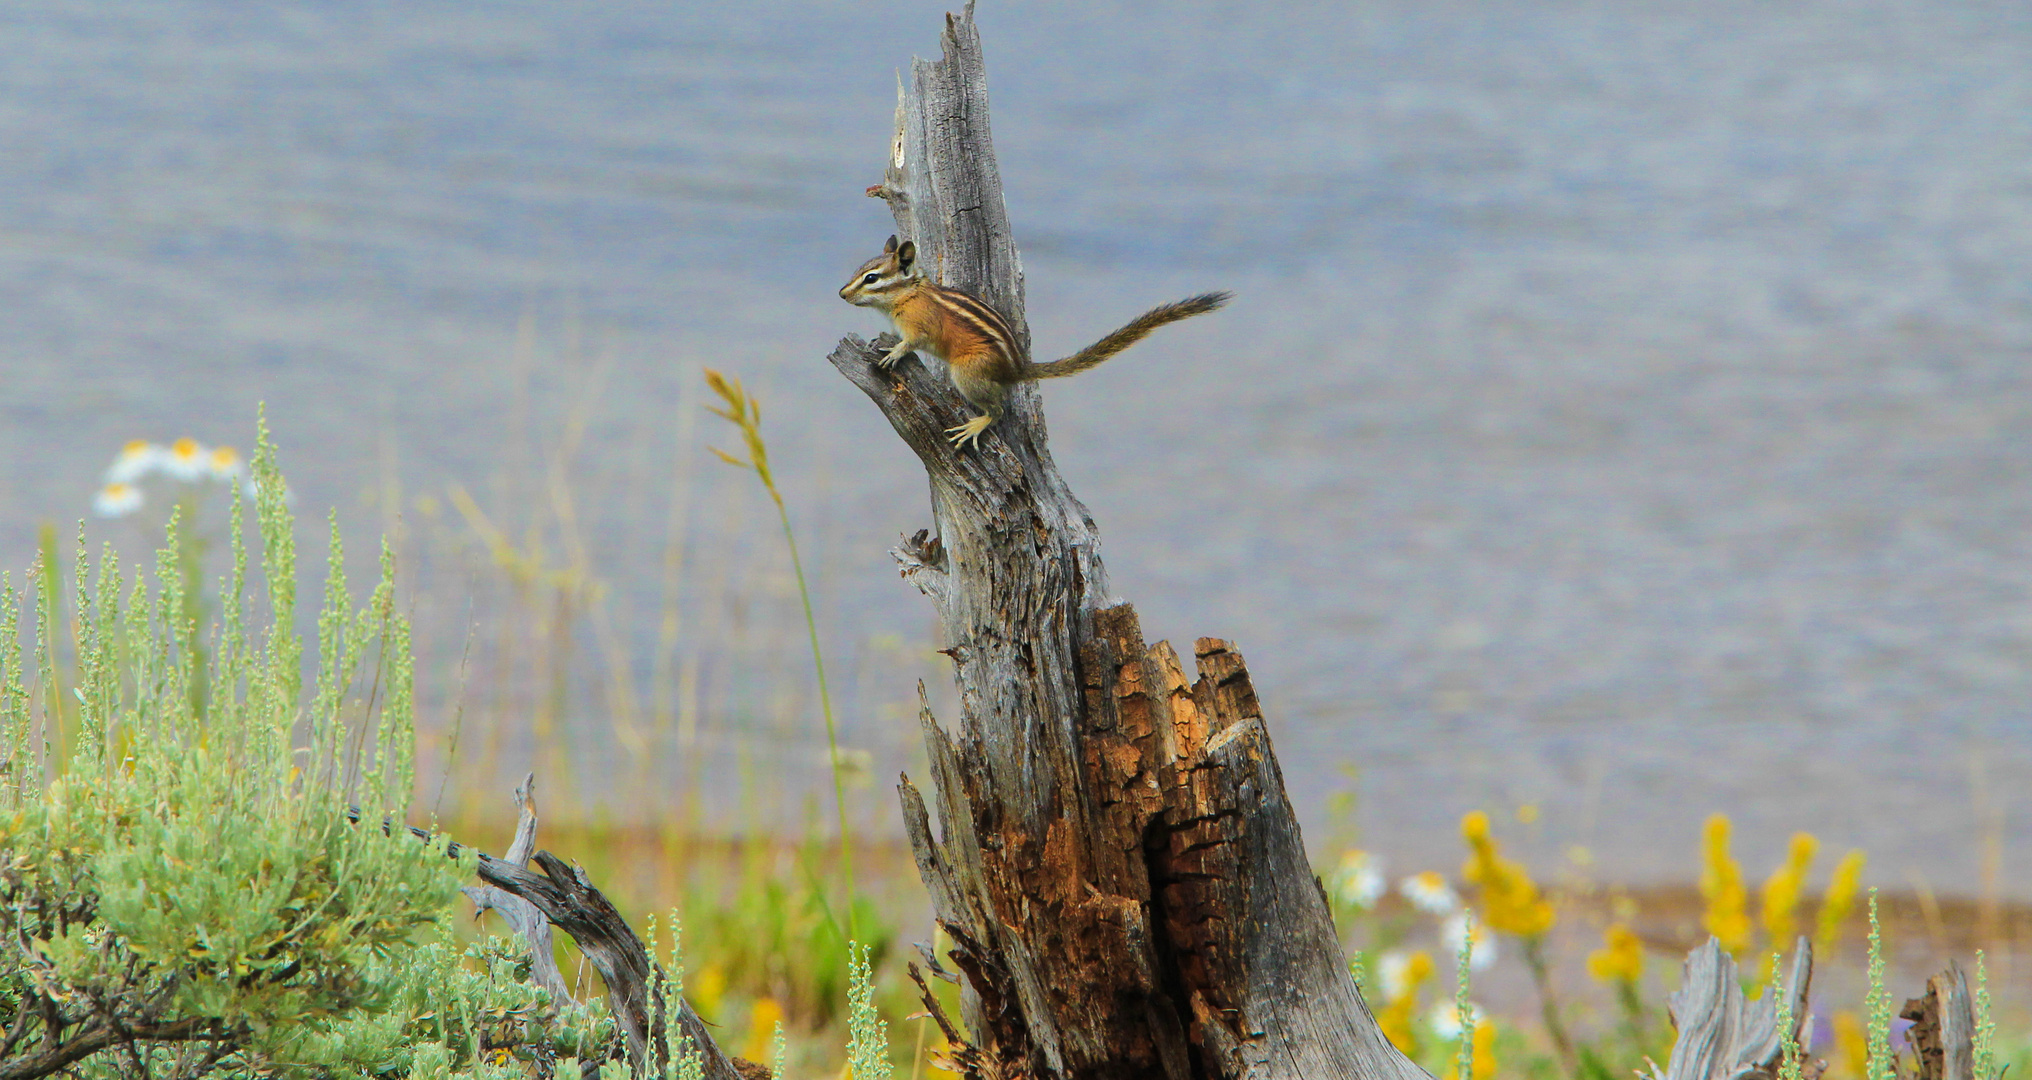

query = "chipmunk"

[{"left": 839, "top": 235, "right": 1230, "bottom": 450}]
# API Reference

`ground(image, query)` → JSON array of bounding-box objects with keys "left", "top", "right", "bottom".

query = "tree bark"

[
  {"left": 463, "top": 830, "right": 743, "bottom": 1080},
  {"left": 830, "top": 7, "right": 1426, "bottom": 1078},
  {"left": 1901, "top": 963, "right": 1976, "bottom": 1080}
]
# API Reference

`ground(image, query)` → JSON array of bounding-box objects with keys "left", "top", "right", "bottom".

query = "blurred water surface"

[{"left": 2, "top": 0, "right": 2028, "bottom": 892}]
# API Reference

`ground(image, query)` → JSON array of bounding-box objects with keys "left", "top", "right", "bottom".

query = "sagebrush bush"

[{"left": 0, "top": 414, "right": 604, "bottom": 1080}]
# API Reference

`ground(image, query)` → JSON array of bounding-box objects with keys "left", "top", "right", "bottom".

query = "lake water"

[{"left": 2, "top": 0, "right": 2028, "bottom": 895}]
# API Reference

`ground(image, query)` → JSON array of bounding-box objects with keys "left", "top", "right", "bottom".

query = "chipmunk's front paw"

[
  {"left": 875, "top": 341, "right": 915, "bottom": 369},
  {"left": 946, "top": 415, "right": 994, "bottom": 450}
]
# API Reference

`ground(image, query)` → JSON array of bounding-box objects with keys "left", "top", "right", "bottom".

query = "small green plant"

[
  {"left": 1973, "top": 950, "right": 1996, "bottom": 1080},
  {"left": 1771, "top": 952, "right": 1803, "bottom": 1080},
  {"left": 1864, "top": 889, "right": 1895, "bottom": 1080},
  {"left": 845, "top": 942, "right": 893, "bottom": 1080},
  {"left": 645, "top": 912, "right": 708, "bottom": 1080},
  {"left": 0, "top": 413, "right": 596, "bottom": 1080}
]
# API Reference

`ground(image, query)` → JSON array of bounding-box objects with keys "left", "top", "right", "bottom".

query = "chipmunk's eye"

[{"left": 862, "top": 273, "right": 879, "bottom": 285}]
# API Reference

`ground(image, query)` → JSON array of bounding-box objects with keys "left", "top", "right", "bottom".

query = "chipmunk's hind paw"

[{"left": 946, "top": 415, "right": 994, "bottom": 450}]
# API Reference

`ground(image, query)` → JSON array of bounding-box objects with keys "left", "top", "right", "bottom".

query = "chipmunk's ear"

[
  {"left": 896, "top": 239, "right": 916, "bottom": 269},
  {"left": 884, "top": 234, "right": 899, "bottom": 254}
]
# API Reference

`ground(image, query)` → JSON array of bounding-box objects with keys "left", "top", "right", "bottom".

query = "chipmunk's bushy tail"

[{"left": 1027, "top": 291, "right": 1231, "bottom": 380}]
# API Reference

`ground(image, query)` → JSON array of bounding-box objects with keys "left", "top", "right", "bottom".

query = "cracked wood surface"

[
  {"left": 1901, "top": 963, "right": 1976, "bottom": 1080},
  {"left": 831, "top": 6, "right": 1427, "bottom": 1078},
  {"left": 1653, "top": 938, "right": 1814, "bottom": 1080}
]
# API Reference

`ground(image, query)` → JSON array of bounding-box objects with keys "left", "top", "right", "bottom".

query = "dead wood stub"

[
  {"left": 1900, "top": 963, "right": 1976, "bottom": 1080},
  {"left": 477, "top": 854, "right": 739, "bottom": 1080},
  {"left": 1653, "top": 938, "right": 1814, "bottom": 1080},
  {"left": 380, "top": 799, "right": 742, "bottom": 1080},
  {"left": 462, "top": 775, "right": 572, "bottom": 1008}
]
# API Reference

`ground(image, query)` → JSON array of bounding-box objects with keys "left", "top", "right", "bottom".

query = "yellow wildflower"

[
  {"left": 1761, "top": 832, "right": 1819, "bottom": 944},
  {"left": 1471, "top": 1017, "right": 1497, "bottom": 1080},
  {"left": 1378, "top": 949, "right": 1435, "bottom": 1002},
  {"left": 1378, "top": 995, "right": 1417, "bottom": 1055},
  {"left": 1374, "top": 949, "right": 1433, "bottom": 1054},
  {"left": 1460, "top": 811, "right": 1555, "bottom": 938},
  {"left": 1698, "top": 814, "right": 1752, "bottom": 954},
  {"left": 1586, "top": 923, "right": 1644, "bottom": 984},
  {"left": 1815, "top": 849, "right": 1865, "bottom": 957},
  {"left": 692, "top": 963, "right": 727, "bottom": 1022},
  {"left": 1832, "top": 1010, "right": 1867, "bottom": 1080},
  {"left": 742, "top": 997, "right": 784, "bottom": 1063}
]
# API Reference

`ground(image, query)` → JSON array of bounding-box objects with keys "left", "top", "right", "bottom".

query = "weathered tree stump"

[
  {"left": 1901, "top": 963, "right": 1977, "bottom": 1080},
  {"left": 828, "top": 7, "right": 1426, "bottom": 1078}
]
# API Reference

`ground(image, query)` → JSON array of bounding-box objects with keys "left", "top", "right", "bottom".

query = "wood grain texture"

[
  {"left": 1653, "top": 938, "right": 1813, "bottom": 1080},
  {"left": 475, "top": 852, "right": 738, "bottom": 1080},
  {"left": 832, "top": 7, "right": 1430, "bottom": 1077},
  {"left": 460, "top": 775, "right": 573, "bottom": 1008},
  {"left": 1901, "top": 964, "right": 1975, "bottom": 1080}
]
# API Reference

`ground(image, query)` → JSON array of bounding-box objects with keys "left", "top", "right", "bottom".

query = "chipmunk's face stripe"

[{"left": 840, "top": 248, "right": 919, "bottom": 304}]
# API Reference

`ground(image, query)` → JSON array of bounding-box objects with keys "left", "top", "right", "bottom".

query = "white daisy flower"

[
  {"left": 1376, "top": 950, "right": 1424, "bottom": 1002},
  {"left": 162, "top": 438, "right": 210, "bottom": 482},
  {"left": 208, "top": 445, "right": 243, "bottom": 482},
  {"left": 93, "top": 482, "right": 143, "bottom": 518},
  {"left": 1426, "top": 999, "right": 1483, "bottom": 1041},
  {"left": 103, "top": 440, "right": 164, "bottom": 485},
  {"left": 1331, "top": 850, "right": 1387, "bottom": 910},
  {"left": 1439, "top": 911, "right": 1498, "bottom": 971},
  {"left": 1399, "top": 871, "right": 1460, "bottom": 915}
]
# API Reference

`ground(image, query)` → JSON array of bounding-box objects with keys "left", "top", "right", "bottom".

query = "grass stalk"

[
  {"left": 1523, "top": 935, "right": 1579, "bottom": 1079},
  {"left": 704, "top": 369, "right": 857, "bottom": 942}
]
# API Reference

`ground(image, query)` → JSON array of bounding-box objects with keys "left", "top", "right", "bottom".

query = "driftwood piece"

[
  {"left": 462, "top": 775, "right": 572, "bottom": 1007},
  {"left": 1900, "top": 964, "right": 1976, "bottom": 1080},
  {"left": 362, "top": 810, "right": 743, "bottom": 1080},
  {"left": 833, "top": 7, "right": 1424, "bottom": 1078},
  {"left": 1653, "top": 938, "right": 1814, "bottom": 1080},
  {"left": 472, "top": 853, "right": 737, "bottom": 1080}
]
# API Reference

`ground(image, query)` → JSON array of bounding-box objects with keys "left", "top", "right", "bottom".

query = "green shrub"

[{"left": 0, "top": 415, "right": 603, "bottom": 1080}]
